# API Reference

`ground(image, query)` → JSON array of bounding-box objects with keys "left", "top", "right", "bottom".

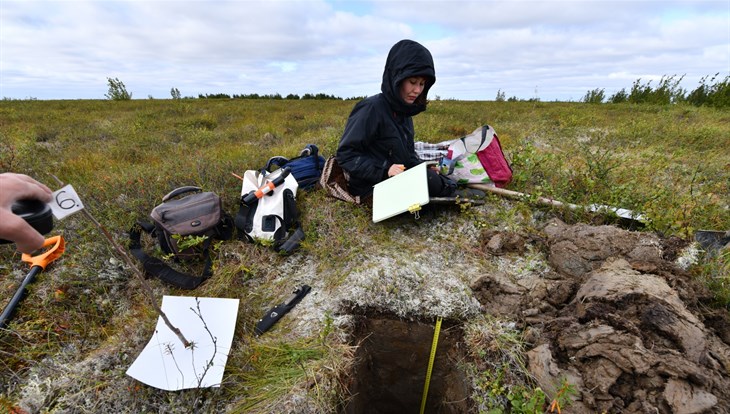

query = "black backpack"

[
  {"left": 264, "top": 144, "right": 326, "bottom": 190},
  {"left": 129, "top": 186, "right": 234, "bottom": 289}
]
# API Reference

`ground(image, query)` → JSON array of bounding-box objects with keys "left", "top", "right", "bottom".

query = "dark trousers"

[{"left": 426, "top": 168, "right": 457, "bottom": 197}]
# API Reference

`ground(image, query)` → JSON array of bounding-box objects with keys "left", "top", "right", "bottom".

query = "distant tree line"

[
  {"left": 197, "top": 92, "right": 364, "bottom": 101},
  {"left": 102, "top": 78, "right": 366, "bottom": 101},
  {"left": 580, "top": 74, "right": 730, "bottom": 108},
  {"left": 48, "top": 74, "right": 730, "bottom": 108},
  {"left": 495, "top": 89, "right": 541, "bottom": 103}
]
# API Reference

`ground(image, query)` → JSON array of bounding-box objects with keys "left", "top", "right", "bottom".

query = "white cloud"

[{"left": 1, "top": 0, "right": 727, "bottom": 100}]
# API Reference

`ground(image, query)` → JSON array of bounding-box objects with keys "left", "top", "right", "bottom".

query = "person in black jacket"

[{"left": 336, "top": 39, "right": 458, "bottom": 199}]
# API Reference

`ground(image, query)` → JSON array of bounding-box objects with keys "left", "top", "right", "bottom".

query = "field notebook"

[{"left": 372, "top": 162, "right": 429, "bottom": 223}]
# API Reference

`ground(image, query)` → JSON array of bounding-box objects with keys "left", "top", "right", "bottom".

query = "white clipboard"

[{"left": 372, "top": 162, "right": 429, "bottom": 223}]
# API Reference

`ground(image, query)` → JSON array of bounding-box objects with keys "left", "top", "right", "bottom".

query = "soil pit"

[{"left": 342, "top": 314, "right": 472, "bottom": 414}]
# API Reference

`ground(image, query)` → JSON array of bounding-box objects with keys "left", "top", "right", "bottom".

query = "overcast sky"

[{"left": 1, "top": 0, "right": 728, "bottom": 101}]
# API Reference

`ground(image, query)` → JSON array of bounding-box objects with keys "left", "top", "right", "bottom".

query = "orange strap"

[{"left": 254, "top": 182, "right": 276, "bottom": 199}]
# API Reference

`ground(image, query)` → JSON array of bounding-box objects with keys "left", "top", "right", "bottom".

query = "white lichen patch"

[
  {"left": 336, "top": 251, "right": 481, "bottom": 319},
  {"left": 268, "top": 243, "right": 483, "bottom": 344},
  {"left": 494, "top": 245, "right": 551, "bottom": 279},
  {"left": 676, "top": 242, "right": 701, "bottom": 270}
]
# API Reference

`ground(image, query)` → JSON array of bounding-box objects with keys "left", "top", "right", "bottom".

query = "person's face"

[{"left": 400, "top": 76, "right": 427, "bottom": 104}]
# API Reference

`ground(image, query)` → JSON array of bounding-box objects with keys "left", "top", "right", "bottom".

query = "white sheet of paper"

[
  {"left": 372, "top": 162, "right": 429, "bottom": 223},
  {"left": 50, "top": 184, "right": 84, "bottom": 220},
  {"left": 126, "top": 296, "right": 239, "bottom": 391}
]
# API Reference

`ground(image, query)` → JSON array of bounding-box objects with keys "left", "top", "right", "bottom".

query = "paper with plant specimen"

[{"left": 126, "top": 296, "right": 239, "bottom": 391}]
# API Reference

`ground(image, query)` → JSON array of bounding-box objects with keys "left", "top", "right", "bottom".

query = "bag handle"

[
  {"left": 459, "top": 125, "right": 489, "bottom": 154},
  {"left": 162, "top": 186, "right": 201, "bottom": 202},
  {"left": 277, "top": 226, "right": 305, "bottom": 254},
  {"left": 300, "top": 144, "right": 319, "bottom": 158},
  {"left": 265, "top": 144, "right": 321, "bottom": 172},
  {"left": 309, "top": 144, "right": 324, "bottom": 170},
  {"left": 264, "top": 156, "right": 290, "bottom": 173}
]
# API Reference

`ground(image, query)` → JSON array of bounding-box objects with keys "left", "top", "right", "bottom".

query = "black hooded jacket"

[{"left": 336, "top": 40, "right": 436, "bottom": 197}]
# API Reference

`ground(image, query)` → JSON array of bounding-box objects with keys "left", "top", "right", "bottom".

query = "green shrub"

[
  {"left": 609, "top": 88, "right": 628, "bottom": 103},
  {"left": 687, "top": 73, "right": 730, "bottom": 108},
  {"left": 628, "top": 75, "right": 685, "bottom": 104},
  {"left": 104, "top": 77, "right": 132, "bottom": 100},
  {"left": 582, "top": 88, "right": 605, "bottom": 104}
]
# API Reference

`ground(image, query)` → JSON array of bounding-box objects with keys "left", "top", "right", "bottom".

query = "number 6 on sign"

[{"left": 50, "top": 185, "right": 85, "bottom": 220}]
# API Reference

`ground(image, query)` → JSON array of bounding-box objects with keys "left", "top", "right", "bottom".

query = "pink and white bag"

[{"left": 439, "top": 125, "right": 512, "bottom": 188}]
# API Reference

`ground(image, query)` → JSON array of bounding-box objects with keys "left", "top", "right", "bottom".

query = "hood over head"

[{"left": 380, "top": 39, "right": 436, "bottom": 116}]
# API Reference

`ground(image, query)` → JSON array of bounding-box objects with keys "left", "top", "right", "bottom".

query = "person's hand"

[
  {"left": 0, "top": 173, "right": 53, "bottom": 253},
  {"left": 388, "top": 164, "right": 406, "bottom": 177}
]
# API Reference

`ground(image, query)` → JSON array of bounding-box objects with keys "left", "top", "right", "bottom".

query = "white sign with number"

[{"left": 50, "top": 184, "right": 84, "bottom": 220}]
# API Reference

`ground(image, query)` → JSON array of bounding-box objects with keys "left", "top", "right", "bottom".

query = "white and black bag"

[{"left": 234, "top": 167, "right": 305, "bottom": 254}]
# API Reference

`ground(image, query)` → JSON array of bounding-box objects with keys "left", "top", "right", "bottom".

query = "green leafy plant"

[
  {"left": 105, "top": 77, "right": 132, "bottom": 100},
  {"left": 692, "top": 248, "right": 730, "bottom": 308},
  {"left": 628, "top": 75, "right": 685, "bottom": 104},
  {"left": 172, "top": 234, "right": 209, "bottom": 251},
  {"left": 161, "top": 234, "right": 210, "bottom": 260},
  {"left": 508, "top": 385, "right": 547, "bottom": 414},
  {"left": 495, "top": 89, "right": 506, "bottom": 102},
  {"left": 582, "top": 88, "right": 605, "bottom": 104},
  {"left": 609, "top": 88, "right": 628, "bottom": 103},
  {"left": 686, "top": 73, "right": 730, "bottom": 108}
]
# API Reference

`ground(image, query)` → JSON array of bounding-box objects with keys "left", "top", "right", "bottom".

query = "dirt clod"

[{"left": 472, "top": 219, "right": 730, "bottom": 413}]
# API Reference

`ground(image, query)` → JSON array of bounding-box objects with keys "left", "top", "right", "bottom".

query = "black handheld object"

[
  {"left": 255, "top": 285, "right": 311, "bottom": 336},
  {"left": 0, "top": 200, "right": 53, "bottom": 244},
  {"left": 241, "top": 167, "right": 291, "bottom": 206}
]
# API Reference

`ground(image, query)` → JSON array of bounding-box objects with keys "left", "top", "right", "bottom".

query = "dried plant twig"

[
  {"left": 191, "top": 297, "right": 217, "bottom": 387},
  {"left": 50, "top": 174, "right": 191, "bottom": 348}
]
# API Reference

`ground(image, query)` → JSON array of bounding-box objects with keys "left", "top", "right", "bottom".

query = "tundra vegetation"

[{"left": 0, "top": 75, "right": 728, "bottom": 413}]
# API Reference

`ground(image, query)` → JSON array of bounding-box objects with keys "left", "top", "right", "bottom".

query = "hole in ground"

[{"left": 341, "top": 311, "right": 472, "bottom": 414}]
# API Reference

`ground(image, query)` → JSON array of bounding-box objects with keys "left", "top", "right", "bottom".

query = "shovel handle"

[
  {"left": 1, "top": 237, "right": 64, "bottom": 328},
  {"left": 468, "top": 183, "right": 645, "bottom": 222},
  {"left": 468, "top": 184, "right": 582, "bottom": 210},
  {"left": 21, "top": 235, "right": 65, "bottom": 270},
  {"left": 0, "top": 266, "right": 43, "bottom": 328}
]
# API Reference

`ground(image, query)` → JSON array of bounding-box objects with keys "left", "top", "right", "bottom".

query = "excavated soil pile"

[
  {"left": 472, "top": 218, "right": 730, "bottom": 414},
  {"left": 342, "top": 314, "right": 471, "bottom": 414}
]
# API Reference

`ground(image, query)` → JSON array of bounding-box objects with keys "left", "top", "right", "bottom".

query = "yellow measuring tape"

[{"left": 420, "top": 316, "right": 442, "bottom": 414}]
